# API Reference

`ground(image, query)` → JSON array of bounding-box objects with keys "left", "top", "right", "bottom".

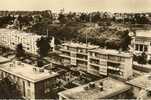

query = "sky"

[{"left": 0, "top": 0, "right": 151, "bottom": 13}]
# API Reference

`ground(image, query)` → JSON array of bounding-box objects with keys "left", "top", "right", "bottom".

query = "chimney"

[
  {"left": 99, "top": 82, "right": 104, "bottom": 91},
  {"left": 39, "top": 68, "right": 44, "bottom": 73},
  {"left": 89, "top": 82, "right": 95, "bottom": 88},
  {"left": 33, "top": 67, "right": 37, "bottom": 72},
  {"left": 9, "top": 63, "right": 14, "bottom": 68}
]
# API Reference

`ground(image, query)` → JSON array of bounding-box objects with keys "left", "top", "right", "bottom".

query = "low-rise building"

[
  {"left": 127, "top": 73, "right": 151, "bottom": 99},
  {"left": 60, "top": 42, "right": 99, "bottom": 71},
  {"left": 58, "top": 77, "right": 131, "bottom": 100},
  {"left": 130, "top": 30, "right": 151, "bottom": 60},
  {"left": 88, "top": 48, "right": 133, "bottom": 80},
  {"left": 0, "top": 56, "right": 59, "bottom": 99},
  {"left": 0, "top": 28, "right": 55, "bottom": 55}
]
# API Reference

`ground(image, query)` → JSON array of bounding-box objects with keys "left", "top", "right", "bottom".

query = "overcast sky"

[{"left": 0, "top": 0, "right": 151, "bottom": 13}]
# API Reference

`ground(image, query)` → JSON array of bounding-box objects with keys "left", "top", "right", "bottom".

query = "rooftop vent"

[
  {"left": 16, "top": 61, "right": 21, "bottom": 66},
  {"left": 148, "top": 75, "right": 151, "bottom": 80},
  {"left": 98, "top": 85, "right": 103, "bottom": 91},
  {"left": 39, "top": 68, "right": 44, "bottom": 73},
  {"left": 99, "top": 82, "right": 103, "bottom": 86},
  {"left": 89, "top": 82, "right": 95, "bottom": 88},
  {"left": 9, "top": 63, "right": 14, "bottom": 67},
  {"left": 33, "top": 68, "right": 37, "bottom": 72},
  {"left": 84, "top": 85, "right": 89, "bottom": 90}
]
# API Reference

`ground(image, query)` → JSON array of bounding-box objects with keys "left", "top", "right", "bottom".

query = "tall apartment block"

[
  {"left": 0, "top": 28, "right": 55, "bottom": 55},
  {"left": 60, "top": 42, "right": 133, "bottom": 80},
  {"left": 88, "top": 48, "right": 133, "bottom": 80},
  {"left": 60, "top": 42, "right": 99, "bottom": 71}
]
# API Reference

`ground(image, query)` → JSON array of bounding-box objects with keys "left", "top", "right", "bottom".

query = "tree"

[
  {"left": 0, "top": 15, "right": 14, "bottom": 27},
  {"left": 49, "top": 52, "right": 61, "bottom": 63},
  {"left": 137, "top": 52, "right": 147, "bottom": 64},
  {"left": 16, "top": 43, "right": 25, "bottom": 60},
  {"left": 91, "top": 12, "right": 101, "bottom": 23},
  {"left": 79, "top": 13, "right": 89, "bottom": 22},
  {"left": 0, "top": 77, "right": 22, "bottom": 99},
  {"left": 36, "top": 36, "right": 50, "bottom": 58},
  {"left": 120, "top": 30, "right": 132, "bottom": 51},
  {"left": 58, "top": 13, "right": 67, "bottom": 24}
]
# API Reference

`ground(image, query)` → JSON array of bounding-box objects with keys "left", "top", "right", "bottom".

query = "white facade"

[
  {"left": 0, "top": 56, "right": 58, "bottom": 99},
  {"left": 0, "top": 28, "right": 55, "bottom": 55},
  {"left": 88, "top": 48, "right": 133, "bottom": 80},
  {"left": 60, "top": 42, "right": 133, "bottom": 80},
  {"left": 130, "top": 30, "right": 151, "bottom": 60},
  {"left": 60, "top": 42, "right": 99, "bottom": 71}
]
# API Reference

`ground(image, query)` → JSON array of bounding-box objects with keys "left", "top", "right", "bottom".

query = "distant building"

[
  {"left": 88, "top": 48, "right": 133, "bottom": 80},
  {"left": 60, "top": 42, "right": 99, "bottom": 71},
  {"left": 0, "top": 56, "right": 59, "bottom": 99},
  {"left": 0, "top": 28, "right": 55, "bottom": 55},
  {"left": 127, "top": 73, "right": 151, "bottom": 99},
  {"left": 58, "top": 77, "right": 131, "bottom": 100},
  {"left": 130, "top": 30, "right": 151, "bottom": 60}
]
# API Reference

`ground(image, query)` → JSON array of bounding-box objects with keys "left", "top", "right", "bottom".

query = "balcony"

[
  {"left": 77, "top": 51, "right": 87, "bottom": 55},
  {"left": 89, "top": 63, "right": 100, "bottom": 67},
  {"left": 88, "top": 69, "right": 100, "bottom": 76},
  {"left": 60, "top": 54, "right": 71, "bottom": 59},
  {"left": 60, "top": 48, "right": 71, "bottom": 53},
  {"left": 78, "top": 64, "right": 87, "bottom": 71},
  {"left": 76, "top": 58, "right": 88, "bottom": 62}
]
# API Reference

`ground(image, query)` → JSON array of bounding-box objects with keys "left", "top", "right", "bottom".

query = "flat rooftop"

[
  {"left": 127, "top": 73, "right": 151, "bottom": 89},
  {"left": 62, "top": 42, "right": 99, "bottom": 49},
  {"left": 0, "top": 57, "right": 59, "bottom": 83},
  {"left": 58, "top": 77, "right": 130, "bottom": 99},
  {"left": 0, "top": 56, "right": 10, "bottom": 64},
  {"left": 134, "top": 30, "right": 151, "bottom": 38},
  {"left": 89, "top": 48, "right": 133, "bottom": 58}
]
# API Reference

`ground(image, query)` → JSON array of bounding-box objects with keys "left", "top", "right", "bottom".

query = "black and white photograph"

[{"left": 0, "top": 0, "right": 150, "bottom": 99}]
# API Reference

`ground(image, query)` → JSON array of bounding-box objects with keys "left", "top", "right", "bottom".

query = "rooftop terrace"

[
  {"left": 0, "top": 57, "right": 58, "bottom": 83},
  {"left": 62, "top": 42, "right": 99, "bottom": 49},
  {"left": 58, "top": 77, "right": 130, "bottom": 99},
  {"left": 130, "top": 30, "right": 151, "bottom": 38}
]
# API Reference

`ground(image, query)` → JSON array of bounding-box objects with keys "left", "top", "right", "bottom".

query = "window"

[
  {"left": 91, "top": 65, "right": 99, "bottom": 71},
  {"left": 44, "top": 80, "right": 51, "bottom": 94},
  {"left": 22, "top": 81, "right": 25, "bottom": 96},
  {"left": 27, "top": 89, "right": 31, "bottom": 97},
  {"left": 27, "top": 81, "right": 30, "bottom": 87},
  {"left": 140, "top": 45, "right": 143, "bottom": 51},
  {"left": 144, "top": 45, "right": 148, "bottom": 52},
  {"left": 135, "top": 44, "right": 139, "bottom": 50}
]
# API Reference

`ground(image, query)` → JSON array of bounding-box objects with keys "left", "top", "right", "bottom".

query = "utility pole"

[
  {"left": 86, "top": 32, "right": 88, "bottom": 47},
  {"left": 46, "top": 28, "right": 49, "bottom": 37}
]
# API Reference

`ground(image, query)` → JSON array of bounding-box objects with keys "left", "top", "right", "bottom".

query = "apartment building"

[
  {"left": 0, "top": 56, "right": 59, "bottom": 99},
  {"left": 58, "top": 77, "right": 131, "bottom": 100},
  {"left": 88, "top": 48, "right": 133, "bottom": 80},
  {"left": 130, "top": 30, "right": 151, "bottom": 60},
  {"left": 60, "top": 42, "right": 99, "bottom": 71},
  {"left": 0, "top": 28, "right": 55, "bottom": 55}
]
